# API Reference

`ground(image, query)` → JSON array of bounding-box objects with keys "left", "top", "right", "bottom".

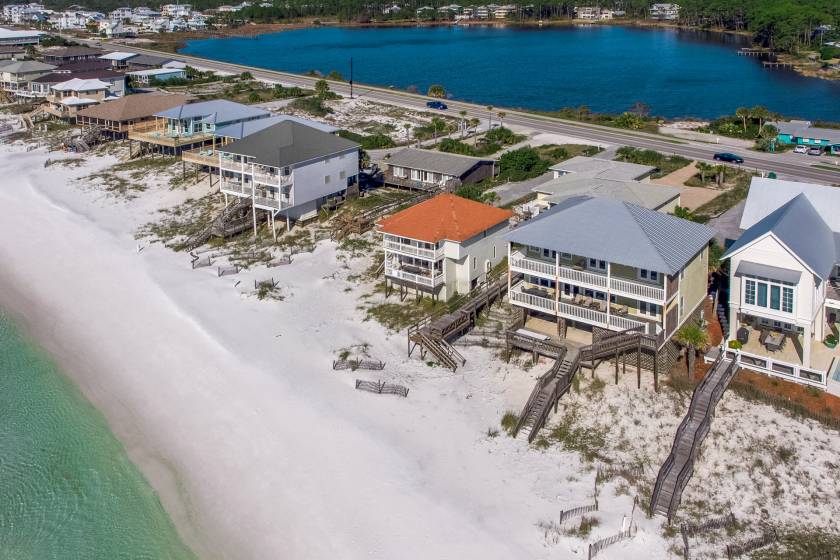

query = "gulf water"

[
  {"left": 0, "top": 312, "right": 195, "bottom": 560},
  {"left": 181, "top": 25, "right": 840, "bottom": 121}
]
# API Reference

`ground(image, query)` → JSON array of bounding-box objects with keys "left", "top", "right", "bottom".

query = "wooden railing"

[{"left": 384, "top": 239, "right": 443, "bottom": 260}]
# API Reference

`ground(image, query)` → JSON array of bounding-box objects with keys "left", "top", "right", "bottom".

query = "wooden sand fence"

[
  {"left": 355, "top": 380, "right": 409, "bottom": 398},
  {"left": 333, "top": 359, "right": 386, "bottom": 371},
  {"left": 724, "top": 528, "right": 777, "bottom": 559},
  {"left": 559, "top": 503, "right": 598, "bottom": 525},
  {"left": 588, "top": 525, "right": 636, "bottom": 559},
  {"left": 680, "top": 512, "right": 736, "bottom": 559}
]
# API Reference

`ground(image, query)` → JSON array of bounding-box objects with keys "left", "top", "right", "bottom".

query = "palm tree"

[
  {"left": 696, "top": 161, "right": 714, "bottom": 184},
  {"left": 750, "top": 105, "right": 769, "bottom": 135},
  {"left": 675, "top": 321, "right": 708, "bottom": 377},
  {"left": 403, "top": 123, "right": 411, "bottom": 144},
  {"left": 577, "top": 105, "right": 591, "bottom": 121},
  {"left": 735, "top": 107, "right": 749, "bottom": 134},
  {"left": 486, "top": 105, "right": 494, "bottom": 130},
  {"left": 715, "top": 164, "right": 727, "bottom": 186},
  {"left": 497, "top": 111, "right": 506, "bottom": 129},
  {"left": 468, "top": 118, "right": 480, "bottom": 145},
  {"left": 458, "top": 109, "right": 467, "bottom": 138}
]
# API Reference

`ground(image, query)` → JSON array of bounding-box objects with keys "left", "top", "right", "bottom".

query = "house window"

[
  {"left": 745, "top": 279, "right": 756, "bottom": 305},
  {"left": 473, "top": 256, "right": 476, "bottom": 270},
  {"left": 543, "top": 248, "right": 550, "bottom": 258},
  {"left": 493, "top": 246, "right": 496, "bottom": 259},
  {"left": 588, "top": 258, "right": 606, "bottom": 271},
  {"left": 639, "top": 269, "right": 659, "bottom": 282},
  {"left": 340, "top": 171, "right": 346, "bottom": 180},
  {"left": 324, "top": 175, "right": 331, "bottom": 184},
  {"left": 639, "top": 301, "right": 660, "bottom": 316},
  {"left": 769, "top": 285, "right": 781, "bottom": 311},
  {"left": 782, "top": 287, "right": 794, "bottom": 313},
  {"left": 756, "top": 282, "right": 768, "bottom": 307}
]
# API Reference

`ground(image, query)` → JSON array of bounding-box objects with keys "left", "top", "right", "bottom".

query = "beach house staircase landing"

[
  {"left": 406, "top": 276, "right": 508, "bottom": 371},
  {"left": 649, "top": 355, "right": 738, "bottom": 521},
  {"left": 331, "top": 190, "right": 433, "bottom": 241},
  {"left": 184, "top": 198, "right": 253, "bottom": 251}
]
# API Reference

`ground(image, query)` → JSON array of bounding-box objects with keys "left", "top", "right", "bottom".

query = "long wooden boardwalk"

[{"left": 650, "top": 355, "right": 738, "bottom": 521}]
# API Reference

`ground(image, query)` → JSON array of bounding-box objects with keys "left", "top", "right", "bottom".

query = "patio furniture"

[
  {"left": 573, "top": 294, "right": 584, "bottom": 305},
  {"left": 580, "top": 296, "right": 593, "bottom": 307},
  {"left": 737, "top": 327, "right": 750, "bottom": 345},
  {"left": 595, "top": 300, "right": 607, "bottom": 312},
  {"left": 764, "top": 331, "right": 784, "bottom": 352}
]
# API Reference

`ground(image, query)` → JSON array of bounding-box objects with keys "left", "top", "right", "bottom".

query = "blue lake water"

[{"left": 181, "top": 25, "right": 840, "bottom": 121}]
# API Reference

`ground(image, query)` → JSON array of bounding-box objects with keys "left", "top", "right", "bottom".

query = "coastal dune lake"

[
  {"left": 0, "top": 313, "right": 194, "bottom": 560},
  {"left": 181, "top": 25, "right": 840, "bottom": 121}
]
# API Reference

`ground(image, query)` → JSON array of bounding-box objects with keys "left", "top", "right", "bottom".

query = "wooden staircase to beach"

[
  {"left": 406, "top": 275, "right": 508, "bottom": 371},
  {"left": 513, "top": 350, "right": 581, "bottom": 442},
  {"left": 650, "top": 355, "right": 738, "bottom": 521},
  {"left": 183, "top": 197, "right": 253, "bottom": 251},
  {"left": 331, "top": 190, "right": 433, "bottom": 241}
]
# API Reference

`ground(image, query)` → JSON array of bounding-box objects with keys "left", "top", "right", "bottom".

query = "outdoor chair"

[{"left": 737, "top": 327, "right": 750, "bottom": 345}]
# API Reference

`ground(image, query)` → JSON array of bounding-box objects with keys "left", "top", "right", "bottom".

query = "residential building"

[
  {"left": 0, "top": 59, "right": 54, "bottom": 96},
  {"left": 76, "top": 92, "right": 194, "bottom": 137},
  {"left": 493, "top": 4, "right": 516, "bottom": 18},
  {"left": 99, "top": 51, "right": 138, "bottom": 69},
  {"left": 649, "top": 3, "right": 680, "bottom": 20},
  {"left": 0, "top": 45, "right": 26, "bottom": 60},
  {"left": 549, "top": 156, "right": 656, "bottom": 181},
  {"left": 506, "top": 195, "right": 713, "bottom": 345},
  {"left": 722, "top": 178, "right": 840, "bottom": 394},
  {"left": 530, "top": 176, "right": 681, "bottom": 215},
  {"left": 772, "top": 120, "right": 840, "bottom": 155},
  {"left": 126, "top": 67, "right": 186, "bottom": 85},
  {"left": 217, "top": 121, "right": 360, "bottom": 233},
  {"left": 384, "top": 148, "right": 495, "bottom": 191},
  {"left": 109, "top": 7, "right": 133, "bottom": 21},
  {"left": 573, "top": 6, "right": 600, "bottom": 20},
  {"left": 474, "top": 5, "right": 490, "bottom": 18},
  {"left": 161, "top": 4, "right": 192, "bottom": 17},
  {"left": 26, "top": 68, "right": 126, "bottom": 99},
  {"left": 127, "top": 99, "right": 270, "bottom": 155},
  {"left": 378, "top": 194, "right": 512, "bottom": 299},
  {"left": 0, "top": 26, "right": 42, "bottom": 46},
  {"left": 45, "top": 78, "right": 111, "bottom": 118},
  {"left": 125, "top": 53, "right": 179, "bottom": 70},
  {"left": 42, "top": 47, "right": 104, "bottom": 64}
]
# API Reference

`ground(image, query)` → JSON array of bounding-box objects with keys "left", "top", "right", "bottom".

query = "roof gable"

[{"left": 221, "top": 121, "right": 358, "bottom": 167}]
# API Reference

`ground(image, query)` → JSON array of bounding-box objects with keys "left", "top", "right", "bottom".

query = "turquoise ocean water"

[{"left": 0, "top": 312, "right": 196, "bottom": 560}]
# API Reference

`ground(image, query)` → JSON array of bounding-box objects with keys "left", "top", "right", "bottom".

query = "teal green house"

[{"left": 774, "top": 120, "right": 840, "bottom": 155}]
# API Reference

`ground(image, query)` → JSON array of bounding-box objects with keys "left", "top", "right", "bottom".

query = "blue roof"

[
  {"left": 213, "top": 114, "right": 338, "bottom": 140},
  {"left": 724, "top": 193, "right": 837, "bottom": 279},
  {"left": 507, "top": 196, "right": 713, "bottom": 275},
  {"left": 154, "top": 99, "right": 269, "bottom": 124}
]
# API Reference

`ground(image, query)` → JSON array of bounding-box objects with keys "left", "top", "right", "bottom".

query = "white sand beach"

[
  {"left": 2, "top": 136, "right": 836, "bottom": 559},
  {"left": 0, "top": 140, "right": 658, "bottom": 558}
]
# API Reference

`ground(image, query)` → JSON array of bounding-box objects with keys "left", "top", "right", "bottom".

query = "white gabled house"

[
  {"left": 217, "top": 121, "right": 360, "bottom": 236},
  {"left": 722, "top": 178, "right": 840, "bottom": 394},
  {"left": 378, "top": 193, "right": 512, "bottom": 300}
]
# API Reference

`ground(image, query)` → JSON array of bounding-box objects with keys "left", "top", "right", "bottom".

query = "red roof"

[{"left": 377, "top": 194, "right": 512, "bottom": 243}]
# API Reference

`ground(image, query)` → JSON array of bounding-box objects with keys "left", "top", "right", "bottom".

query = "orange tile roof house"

[{"left": 378, "top": 194, "right": 512, "bottom": 299}]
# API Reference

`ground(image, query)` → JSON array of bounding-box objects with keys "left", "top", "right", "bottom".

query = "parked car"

[
  {"left": 426, "top": 100, "right": 447, "bottom": 110},
  {"left": 713, "top": 152, "right": 744, "bottom": 164},
  {"left": 807, "top": 147, "right": 824, "bottom": 156},
  {"left": 793, "top": 145, "right": 808, "bottom": 154}
]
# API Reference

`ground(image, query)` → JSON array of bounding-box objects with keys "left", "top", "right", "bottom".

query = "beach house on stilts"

[{"left": 215, "top": 120, "right": 360, "bottom": 238}]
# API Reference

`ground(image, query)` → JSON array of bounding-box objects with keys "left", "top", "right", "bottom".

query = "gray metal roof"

[
  {"left": 534, "top": 175, "right": 680, "bottom": 210},
  {"left": 221, "top": 121, "right": 359, "bottom": 168},
  {"left": 0, "top": 60, "right": 54, "bottom": 73},
  {"left": 127, "top": 53, "right": 177, "bottom": 68},
  {"left": 724, "top": 193, "right": 836, "bottom": 279},
  {"left": 771, "top": 120, "right": 840, "bottom": 144},
  {"left": 735, "top": 261, "right": 802, "bottom": 284},
  {"left": 213, "top": 114, "right": 338, "bottom": 140},
  {"left": 740, "top": 177, "right": 840, "bottom": 232},
  {"left": 386, "top": 148, "right": 493, "bottom": 178},
  {"left": 507, "top": 196, "right": 713, "bottom": 275},
  {"left": 548, "top": 156, "right": 656, "bottom": 181},
  {"left": 154, "top": 99, "right": 269, "bottom": 124}
]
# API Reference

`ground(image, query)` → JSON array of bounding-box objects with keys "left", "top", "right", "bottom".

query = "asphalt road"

[{"left": 84, "top": 38, "right": 840, "bottom": 185}]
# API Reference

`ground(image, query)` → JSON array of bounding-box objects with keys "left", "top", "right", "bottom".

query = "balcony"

[
  {"left": 384, "top": 239, "right": 443, "bottom": 260},
  {"left": 219, "top": 180, "right": 290, "bottom": 210},
  {"left": 509, "top": 251, "right": 665, "bottom": 302},
  {"left": 253, "top": 170, "right": 293, "bottom": 188},
  {"left": 127, "top": 125, "right": 214, "bottom": 148},
  {"left": 508, "top": 281, "right": 655, "bottom": 334},
  {"left": 385, "top": 264, "right": 445, "bottom": 288},
  {"left": 182, "top": 148, "right": 220, "bottom": 167}
]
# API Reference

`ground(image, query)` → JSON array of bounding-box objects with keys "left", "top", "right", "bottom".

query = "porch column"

[
  {"left": 606, "top": 262, "right": 612, "bottom": 325},
  {"left": 728, "top": 303, "right": 738, "bottom": 342},
  {"left": 803, "top": 322, "right": 813, "bottom": 368},
  {"left": 507, "top": 242, "right": 512, "bottom": 296},
  {"left": 814, "top": 306, "right": 825, "bottom": 341},
  {"left": 555, "top": 251, "right": 560, "bottom": 314}
]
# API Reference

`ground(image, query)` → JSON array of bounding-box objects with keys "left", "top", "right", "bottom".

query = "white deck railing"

[
  {"left": 384, "top": 240, "right": 443, "bottom": 260},
  {"left": 510, "top": 251, "right": 665, "bottom": 301},
  {"left": 385, "top": 266, "right": 445, "bottom": 288},
  {"left": 509, "top": 282, "right": 652, "bottom": 334},
  {"left": 725, "top": 348, "right": 826, "bottom": 388}
]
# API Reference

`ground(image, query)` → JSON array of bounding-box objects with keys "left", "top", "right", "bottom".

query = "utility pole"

[{"left": 349, "top": 56, "right": 354, "bottom": 99}]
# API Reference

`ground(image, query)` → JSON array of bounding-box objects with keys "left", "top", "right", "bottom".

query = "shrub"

[
  {"left": 338, "top": 130, "right": 395, "bottom": 150},
  {"left": 247, "top": 91, "right": 261, "bottom": 103},
  {"left": 289, "top": 96, "right": 332, "bottom": 117},
  {"left": 427, "top": 84, "right": 446, "bottom": 98},
  {"left": 500, "top": 411, "right": 519, "bottom": 435},
  {"left": 484, "top": 126, "right": 521, "bottom": 145},
  {"left": 825, "top": 334, "right": 838, "bottom": 345},
  {"left": 728, "top": 340, "right": 743, "bottom": 350},
  {"left": 498, "top": 147, "right": 550, "bottom": 181}
]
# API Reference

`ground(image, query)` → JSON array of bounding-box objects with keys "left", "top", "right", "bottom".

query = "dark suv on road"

[
  {"left": 426, "top": 100, "right": 447, "bottom": 110},
  {"left": 713, "top": 152, "right": 744, "bottom": 164}
]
